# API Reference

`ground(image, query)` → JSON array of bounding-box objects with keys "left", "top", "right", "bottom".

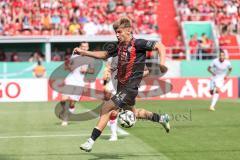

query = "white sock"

[
  {"left": 210, "top": 93, "right": 219, "bottom": 108},
  {"left": 109, "top": 119, "right": 118, "bottom": 137}
]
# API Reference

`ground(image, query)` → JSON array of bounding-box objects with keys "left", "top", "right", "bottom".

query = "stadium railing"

[
  {"left": 0, "top": 35, "right": 160, "bottom": 62},
  {"left": 165, "top": 46, "right": 240, "bottom": 60}
]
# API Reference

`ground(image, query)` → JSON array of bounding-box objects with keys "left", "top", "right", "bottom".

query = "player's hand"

[
  {"left": 73, "top": 47, "right": 86, "bottom": 56},
  {"left": 224, "top": 76, "right": 228, "bottom": 81},
  {"left": 212, "top": 73, "right": 216, "bottom": 76},
  {"left": 159, "top": 64, "right": 168, "bottom": 74}
]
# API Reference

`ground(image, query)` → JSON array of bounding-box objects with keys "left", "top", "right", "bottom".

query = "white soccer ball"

[{"left": 118, "top": 110, "right": 136, "bottom": 128}]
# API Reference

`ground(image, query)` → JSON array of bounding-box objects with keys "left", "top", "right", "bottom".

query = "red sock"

[
  {"left": 69, "top": 105, "right": 75, "bottom": 109},
  {"left": 110, "top": 113, "right": 117, "bottom": 120}
]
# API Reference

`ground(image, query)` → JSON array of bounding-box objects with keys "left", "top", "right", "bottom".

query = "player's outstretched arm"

[
  {"left": 74, "top": 47, "right": 108, "bottom": 59},
  {"left": 153, "top": 42, "right": 168, "bottom": 73},
  {"left": 207, "top": 66, "right": 215, "bottom": 76}
]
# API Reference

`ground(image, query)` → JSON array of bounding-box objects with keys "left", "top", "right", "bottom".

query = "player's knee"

[
  {"left": 109, "top": 110, "right": 118, "bottom": 120},
  {"left": 104, "top": 91, "right": 111, "bottom": 101}
]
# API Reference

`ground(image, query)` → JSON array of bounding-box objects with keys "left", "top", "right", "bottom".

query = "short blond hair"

[{"left": 113, "top": 17, "right": 132, "bottom": 31}]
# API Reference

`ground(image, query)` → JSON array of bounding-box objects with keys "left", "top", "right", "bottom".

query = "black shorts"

[{"left": 111, "top": 86, "right": 138, "bottom": 109}]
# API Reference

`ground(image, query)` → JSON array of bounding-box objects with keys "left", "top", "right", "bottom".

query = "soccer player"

[
  {"left": 74, "top": 17, "right": 170, "bottom": 152},
  {"left": 104, "top": 57, "right": 150, "bottom": 141},
  {"left": 60, "top": 42, "right": 94, "bottom": 126},
  {"left": 208, "top": 50, "right": 232, "bottom": 111}
]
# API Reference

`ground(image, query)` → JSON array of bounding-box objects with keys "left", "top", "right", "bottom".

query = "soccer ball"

[{"left": 118, "top": 110, "right": 136, "bottom": 128}]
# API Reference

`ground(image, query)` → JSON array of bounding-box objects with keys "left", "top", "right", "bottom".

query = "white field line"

[{"left": 0, "top": 133, "right": 114, "bottom": 139}]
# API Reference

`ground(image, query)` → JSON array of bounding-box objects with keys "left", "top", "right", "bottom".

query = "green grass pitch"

[{"left": 0, "top": 99, "right": 240, "bottom": 160}]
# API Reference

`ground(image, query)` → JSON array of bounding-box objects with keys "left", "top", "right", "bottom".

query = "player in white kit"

[
  {"left": 60, "top": 42, "right": 95, "bottom": 126},
  {"left": 207, "top": 51, "right": 232, "bottom": 111},
  {"left": 103, "top": 56, "right": 119, "bottom": 141}
]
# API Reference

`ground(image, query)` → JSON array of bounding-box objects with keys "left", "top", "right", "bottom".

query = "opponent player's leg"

[
  {"left": 209, "top": 88, "right": 220, "bottom": 111},
  {"left": 104, "top": 81, "right": 118, "bottom": 141},
  {"left": 108, "top": 110, "right": 118, "bottom": 141},
  {"left": 132, "top": 107, "right": 170, "bottom": 133},
  {"left": 60, "top": 95, "right": 78, "bottom": 126},
  {"left": 209, "top": 80, "right": 220, "bottom": 111},
  {"left": 59, "top": 95, "right": 69, "bottom": 126},
  {"left": 80, "top": 100, "right": 118, "bottom": 152},
  {"left": 69, "top": 99, "right": 76, "bottom": 113}
]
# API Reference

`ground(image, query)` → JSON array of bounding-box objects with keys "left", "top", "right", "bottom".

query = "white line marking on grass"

[{"left": 0, "top": 133, "right": 114, "bottom": 139}]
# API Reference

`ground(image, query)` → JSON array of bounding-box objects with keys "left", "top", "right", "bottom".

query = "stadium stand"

[
  {"left": 0, "top": 0, "right": 159, "bottom": 36},
  {"left": 174, "top": 0, "right": 240, "bottom": 59},
  {"left": 0, "top": 0, "right": 239, "bottom": 61}
]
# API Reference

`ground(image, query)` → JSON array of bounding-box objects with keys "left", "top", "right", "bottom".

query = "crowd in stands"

[
  {"left": 172, "top": 0, "right": 240, "bottom": 59},
  {"left": 0, "top": 49, "right": 45, "bottom": 62},
  {"left": 172, "top": 32, "right": 215, "bottom": 59},
  {"left": 0, "top": 0, "right": 159, "bottom": 36},
  {"left": 176, "top": 0, "right": 240, "bottom": 34}
]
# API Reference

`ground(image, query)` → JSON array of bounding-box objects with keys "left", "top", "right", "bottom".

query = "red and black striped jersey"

[{"left": 107, "top": 38, "right": 156, "bottom": 89}]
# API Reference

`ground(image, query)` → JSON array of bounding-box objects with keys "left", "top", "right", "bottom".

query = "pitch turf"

[{"left": 0, "top": 100, "right": 240, "bottom": 160}]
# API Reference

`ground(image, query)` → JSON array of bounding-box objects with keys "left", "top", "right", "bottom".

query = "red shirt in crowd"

[{"left": 189, "top": 38, "right": 198, "bottom": 54}]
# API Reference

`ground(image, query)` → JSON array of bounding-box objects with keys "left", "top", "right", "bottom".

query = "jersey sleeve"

[
  {"left": 209, "top": 60, "right": 216, "bottom": 68},
  {"left": 136, "top": 39, "right": 157, "bottom": 51}
]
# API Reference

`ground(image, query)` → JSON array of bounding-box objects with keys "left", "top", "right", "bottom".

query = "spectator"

[
  {"left": 172, "top": 36, "right": 185, "bottom": 59},
  {"left": 28, "top": 52, "right": 44, "bottom": 62},
  {"left": 22, "top": 14, "right": 32, "bottom": 30},
  {"left": 107, "top": 0, "right": 116, "bottom": 13},
  {"left": 10, "top": 52, "right": 21, "bottom": 62},
  {"left": 52, "top": 47, "right": 63, "bottom": 61},
  {"left": 0, "top": 50, "right": 6, "bottom": 61},
  {"left": 219, "top": 26, "right": 232, "bottom": 48},
  {"left": 41, "top": 13, "right": 51, "bottom": 30},
  {"left": 226, "top": 1, "right": 238, "bottom": 15},
  {"left": 83, "top": 18, "right": 100, "bottom": 35},
  {"left": 69, "top": 18, "right": 81, "bottom": 35},
  {"left": 0, "top": 19, "right": 3, "bottom": 35},
  {"left": 123, "top": 0, "right": 133, "bottom": 7},
  {"left": 199, "top": 33, "right": 214, "bottom": 59},
  {"left": 51, "top": 11, "right": 61, "bottom": 30},
  {"left": 188, "top": 34, "right": 199, "bottom": 59},
  {"left": 33, "top": 60, "right": 46, "bottom": 78}
]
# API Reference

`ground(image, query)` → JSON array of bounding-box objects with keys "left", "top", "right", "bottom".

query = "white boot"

[{"left": 80, "top": 138, "right": 95, "bottom": 152}]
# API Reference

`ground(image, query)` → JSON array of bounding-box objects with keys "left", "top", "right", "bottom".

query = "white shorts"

[
  {"left": 105, "top": 79, "right": 117, "bottom": 95},
  {"left": 210, "top": 78, "right": 224, "bottom": 91},
  {"left": 63, "top": 75, "right": 84, "bottom": 101}
]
